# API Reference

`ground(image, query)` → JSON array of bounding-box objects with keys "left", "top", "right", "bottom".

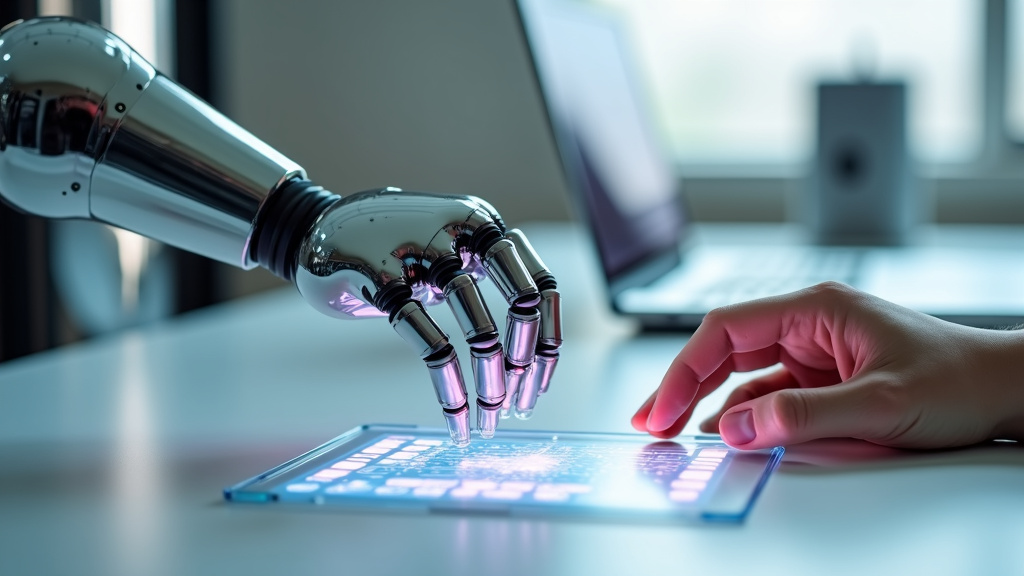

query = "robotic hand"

[
  {"left": 0, "top": 17, "right": 562, "bottom": 445},
  {"left": 295, "top": 190, "right": 562, "bottom": 445}
]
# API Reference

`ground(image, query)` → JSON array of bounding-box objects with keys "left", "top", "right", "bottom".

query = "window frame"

[{"left": 677, "top": 0, "right": 1024, "bottom": 224}]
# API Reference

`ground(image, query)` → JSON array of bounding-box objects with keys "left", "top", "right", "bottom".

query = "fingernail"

[
  {"left": 646, "top": 411, "right": 672, "bottom": 432},
  {"left": 719, "top": 410, "right": 756, "bottom": 445}
]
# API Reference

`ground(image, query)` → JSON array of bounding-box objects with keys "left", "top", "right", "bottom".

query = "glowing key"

[
  {"left": 679, "top": 470, "right": 713, "bottom": 481},
  {"left": 699, "top": 449, "right": 728, "bottom": 458},
  {"left": 331, "top": 461, "right": 366, "bottom": 470},
  {"left": 374, "top": 440, "right": 405, "bottom": 449},
  {"left": 449, "top": 488, "right": 479, "bottom": 499},
  {"left": 461, "top": 480, "right": 498, "bottom": 491},
  {"left": 374, "top": 486, "right": 409, "bottom": 496},
  {"left": 285, "top": 483, "right": 320, "bottom": 493},
  {"left": 401, "top": 445, "right": 430, "bottom": 452},
  {"left": 500, "top": 482, "right": 536, "bottom": 492},
  {"left": 412, "top": 487, "right": 448, "bottom": 498},
  {"left": 309, "top": 469, "right": 350, "bottom": 480},
  {"left": 387, "top": 452, "right": 417, "bottom": 460},
  {"left": 533, "top": 491, "right": 570, "bottom": 502},
  {"left": 482, "top": 490, "right": 523, "bottom": 500},
  {"left": 361, "top": 447, "right": 391, "bottom": 454},
  {"left": 669, "top": 490, "right": 700, "bottom": 502},
  {"left": 422, "top": 479, "right": 460, "bottom": 488},
  {"left": 413, "top": 439, "right": 443, "bottom": 446}
]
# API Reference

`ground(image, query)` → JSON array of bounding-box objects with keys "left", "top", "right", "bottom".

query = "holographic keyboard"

[
  {"left": 284, "top": 434, "right": 733, "bottom": 508},
  {"left": 225, "top": 425, "right": 784, "bottom": 522}
]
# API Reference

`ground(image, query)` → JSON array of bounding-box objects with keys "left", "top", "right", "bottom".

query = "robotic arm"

[{"left": 0, "top": 17, "right": 562, "bottom": 445}]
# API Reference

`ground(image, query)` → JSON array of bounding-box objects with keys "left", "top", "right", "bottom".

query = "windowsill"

[{"left": 677, "top": 159, "right": 1024, "bottom": 225}]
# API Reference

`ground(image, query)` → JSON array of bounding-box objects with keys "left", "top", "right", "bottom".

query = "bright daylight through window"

[{"left": 591, "top": 0, "right": 979, "bottom": 168}]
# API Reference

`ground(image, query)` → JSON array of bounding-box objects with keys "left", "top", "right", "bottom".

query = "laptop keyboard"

[{"left": 633, "top": 246, "right": 864, "bottom": 311}]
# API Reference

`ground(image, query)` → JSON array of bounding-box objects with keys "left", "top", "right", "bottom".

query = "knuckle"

[
  {"left": 701, "top": 306, "right": 729, "bottom": 329},
  {"left": 770, "top": 389, "right": 811, "bottom": 437},
  {"left": 805, "top": 280, "right": 853, "bottom": 299}
]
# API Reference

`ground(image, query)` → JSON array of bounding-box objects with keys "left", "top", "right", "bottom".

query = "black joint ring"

[
  {"left": 468, "top": 222, "right": 504, "bottom": 257},
  {"left": 250, "top": 177, "right": 341, "bottom": 282},
  {"left": 427, "top": 253, "right": 464, "bottom": 290},
  {"left": 376, "top": 282, "right": 415, "bottom": 320},
  {"left": 535, "top": 274, "right": 557, "bottom": 292},
  {"left": 424, "top": 343, "right": 455, "bottom": 363}
]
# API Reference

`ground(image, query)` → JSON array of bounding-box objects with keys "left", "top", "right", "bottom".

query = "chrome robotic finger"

[
  {"left": 476, "top": 235, "right": 544, "bottom": 419},
  {"left": 503, "top": 307, "right": 540, "bottom": 419},
  {"left": 506, "top": 230, "right": 564, "bottom": 397},
  {"left": 514, "top": 289, "right": 561, "bottom": 414},
  {"left": 481, "top": 239, "right": 541, "bottom": 309},
  {"left": 391, "top": 300, "right": 471, "bottom": 446},
  {"left": 534, "top": 288, "right": 563, "bottom": 394},
  {"left": 442, "top": 273, "right": 505, "bottom": 438}
]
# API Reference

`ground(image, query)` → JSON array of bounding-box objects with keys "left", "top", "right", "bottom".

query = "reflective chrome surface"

[
  {"left": 537, "top": 288, "right": 563, "bottom": 346},
  {"left": 443, "top": 273, "right": 497, "bottom": 343},
  {"left": 390, "top": 301, "right": 448, "bottom": 358},
  {"left": 470, "top": 346, "right": 505, "bottom": 405},
  {"left": 504, "top": 308, "right": 540, "bottom": 367},
  {"left": 506, "top": 229, "right": 549, "bottom": 281},
  {"left": 295, "top": 191, "right": 561, "bottom": 440},
  {"left": 425, "top": 348, "right": 471, "bottom": 446},
  {"left": 470, "top": 346, "right": 505, "bottom": 438},
  {"left": 482, "top": 239, "right": 539, "bottom": 306},
  {"left": 532, "top": 351, "right": 559, "bottom": 395},
  {"left": 295, "top": 188, "right": 495, "bottom": 319},
  {"left": 501, "top": 369, "right": 529, "bottom": 420},
  {"left": 0, "top": 18, "right": 303, "bottom": 267}
]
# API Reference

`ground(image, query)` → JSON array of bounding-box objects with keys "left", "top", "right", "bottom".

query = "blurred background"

[{"left": 3, "top": 0, "right": 1024, "bottom": 362}]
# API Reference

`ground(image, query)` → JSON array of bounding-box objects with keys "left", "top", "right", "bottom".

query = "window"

[
  {"left": 1007, "top": 0, "right": 1024, "bottom": 143},
  {"left": 592, "top": 0, "right": 980, "bottom": 168}
]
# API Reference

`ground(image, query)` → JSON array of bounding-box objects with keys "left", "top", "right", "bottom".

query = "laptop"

[{"left": 515, "top": 0, "right": 1024, "bottom": 329}]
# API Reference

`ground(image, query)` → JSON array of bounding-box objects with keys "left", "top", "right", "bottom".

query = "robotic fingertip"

[
  {"left": 476, "top": 401, "right": 501, "bottom": 438},
  {"left": 443, "top": 405, "right": 472, "bottom": 447},
  {"left": 513, "top": 409, "right": 533, "bottom": 421}
]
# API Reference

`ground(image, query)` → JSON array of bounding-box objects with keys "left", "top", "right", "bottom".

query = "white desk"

[{"left": 2, "top": 224, "right": 1023, "bottom": 576}]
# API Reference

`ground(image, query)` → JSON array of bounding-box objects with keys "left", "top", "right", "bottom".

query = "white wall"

[{"left": 213, "top": 0, "right": 572, "bottom": 226}]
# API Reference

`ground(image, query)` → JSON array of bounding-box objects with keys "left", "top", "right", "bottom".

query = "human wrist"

[{"left": 987, "top": 328, "right": 1024, "bottom": 441}]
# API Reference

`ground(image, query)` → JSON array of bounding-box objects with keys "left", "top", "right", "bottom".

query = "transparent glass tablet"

[{"left": 224, "top": 425, "right": 784, "bottom": 523}]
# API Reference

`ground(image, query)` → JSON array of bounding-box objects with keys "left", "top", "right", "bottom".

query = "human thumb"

[{"left": 717, "top": 378, "right": 902, "bottom": 449}]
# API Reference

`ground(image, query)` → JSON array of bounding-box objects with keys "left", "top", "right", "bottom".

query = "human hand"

[
  {"left": 294, "top": 188, "right": 562, "bottom": 445},
  {"left": 632, "top": 282, "right": 1024, "bottom": 449}
]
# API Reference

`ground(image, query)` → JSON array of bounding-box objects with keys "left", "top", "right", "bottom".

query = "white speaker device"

[{"left": 807, "top": 82, "right": 917, "bottom": 245}]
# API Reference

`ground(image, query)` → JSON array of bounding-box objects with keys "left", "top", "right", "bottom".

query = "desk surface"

[{"left": 2, "top": 223, "right": 1023, "bottom": 576}]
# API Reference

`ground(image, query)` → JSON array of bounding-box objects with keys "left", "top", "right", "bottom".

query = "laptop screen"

[{"left": 516, "top": 0, "right": 685, "bottom": 281}]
